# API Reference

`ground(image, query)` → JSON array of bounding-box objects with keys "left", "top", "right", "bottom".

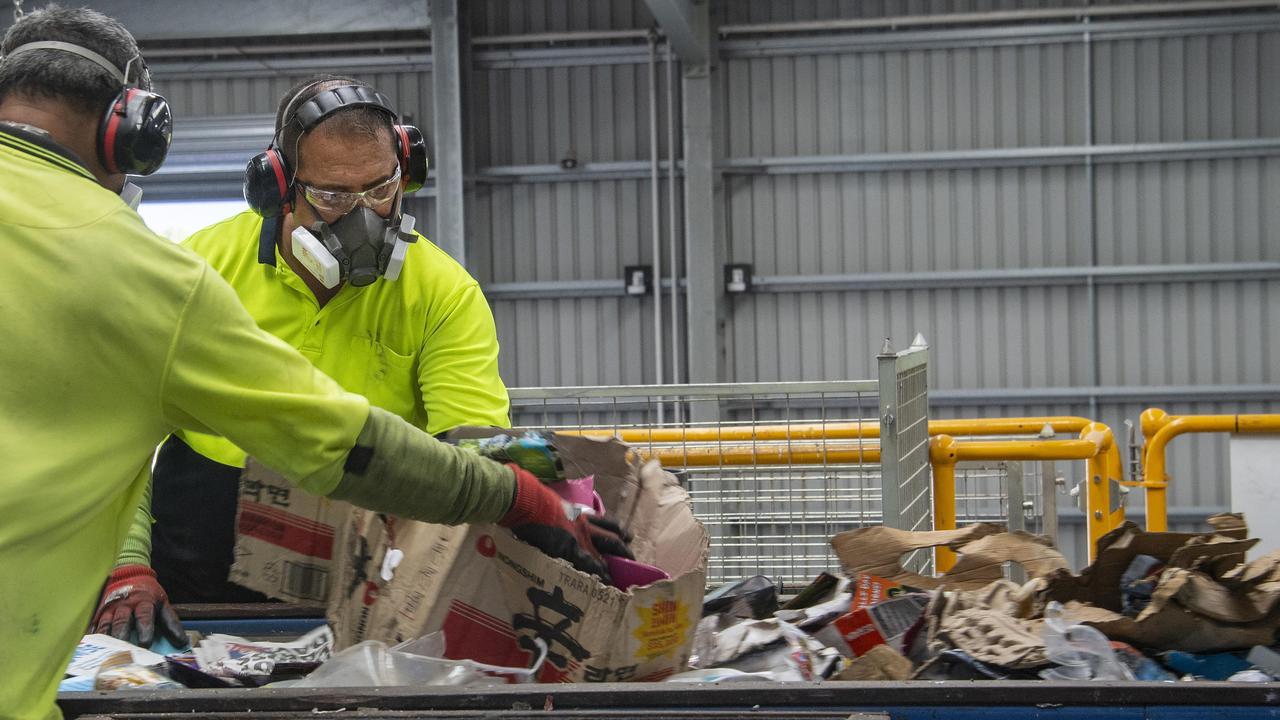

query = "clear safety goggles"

[{"left": 298, "top": 165, "right": 401, "bottom": 215}]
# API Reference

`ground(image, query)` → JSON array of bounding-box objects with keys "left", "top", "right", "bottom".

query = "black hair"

[{"left": 0, "top": 4, "right": 150, "bottom": 118}]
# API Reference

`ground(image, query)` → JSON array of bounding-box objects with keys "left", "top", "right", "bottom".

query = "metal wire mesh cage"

[{"left": 507, "top": 338, "right": 931, "bottom": 591}]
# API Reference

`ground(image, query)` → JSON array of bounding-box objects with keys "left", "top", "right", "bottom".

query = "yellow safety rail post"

[
  {"left": 929, "top": 423, "right": 1122, "bottom": 570},
  {"left": 928, "top": 435, "right": 961, "bottom": 570},
  {"left": 1138, "top": 409, "right": 1280, "bottom": 532}
]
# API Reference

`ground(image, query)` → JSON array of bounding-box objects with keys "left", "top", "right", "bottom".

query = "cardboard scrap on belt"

[
  {"left": 830, "top": 524, "right": 1068, "bottom": 591},
  {"left": 834, "top": 643, "right": 913, "bottom": 681},
  {"left": 1052, "top": 554, "right": 1280, "bottom": 652},
  {"left": 1030, "top": 515, "right": 1280, "bottom": 653},
  {"left": 1041, "top": 518, "right": 1257, "bottom": 612},
  {"left": 832, "top": 514, "right": 1280, "bottom": 665},
  {"left": 922, "top": 579, "right": 1047, "bottom": 669}
]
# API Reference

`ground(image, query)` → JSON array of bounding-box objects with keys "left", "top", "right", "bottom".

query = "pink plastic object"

[
  {"left": 548, "top": 476, "right": 605, "bottom": 515},
  {"left": 605, "top": 555, "right": 670, "bottom": 591}
]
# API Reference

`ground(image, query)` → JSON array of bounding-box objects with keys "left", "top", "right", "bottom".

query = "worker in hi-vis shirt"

[
  {"left": 0, "top": 8, "right": 618, "bottom": 719},
  {"left": 99, "top": 74, "right": 512, "bottom": 638}
]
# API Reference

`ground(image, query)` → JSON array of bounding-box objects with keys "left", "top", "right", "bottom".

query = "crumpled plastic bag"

[
  {"left": 284, "top": 632, "right": 547, "bottom": 688},
  {"left": 688, "top": 616, "right": 841, "bottom": 681},
  {"left": 1038, "top": 602, "right": 1134, "bottom": 681}
]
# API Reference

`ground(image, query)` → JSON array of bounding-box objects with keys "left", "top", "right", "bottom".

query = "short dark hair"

[
  {"left": 275, "top": 74, "right": 394, "bottom": 175},
  {"left": 0, "top": 4, "right": 150, "bottom": 118}
]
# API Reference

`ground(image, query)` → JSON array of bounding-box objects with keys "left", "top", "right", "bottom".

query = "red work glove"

[
  {"left": 499, "top": 465, "right": 622, "bottom": 581},
  {"left": 91, "top": 564, "right": 187, "bottom": 648}
]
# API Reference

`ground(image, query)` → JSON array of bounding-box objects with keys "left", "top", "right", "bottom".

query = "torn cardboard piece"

[
  {"left": 1034, "top": 518, "right": 1280, "bottom": 653},
  {"left": 835, "top": 644, "right": 913, "bottom": 681},
  {"left": 328, "top": 431, "right": 709, "bottom": 683},
  {"left": 1040, "top": 523, "right": 1241, "bottom": 612},
  {"left": 924, "top": 579, "right": 1048, "bottom": 669},
  {"left": 231, "top": 459, "right": 350, "bottom": 603},
  {"left": 831, "top": 524, "right": 1067, "bottom": 591}
]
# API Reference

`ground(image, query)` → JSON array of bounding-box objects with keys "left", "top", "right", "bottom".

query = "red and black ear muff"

[
  {"left": 393, "top": 124, "right": 429, "bottom": 194},
  {"left": 243, "top": 147, "right": 293, "bottom": 218},
  {"left": 98, "top": 87, "right": 173, "bottom": 176}
]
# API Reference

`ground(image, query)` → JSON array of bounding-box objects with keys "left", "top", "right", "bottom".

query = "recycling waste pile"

[{"left": 60, "top": 431, "right": 1280, "bottom": 693}]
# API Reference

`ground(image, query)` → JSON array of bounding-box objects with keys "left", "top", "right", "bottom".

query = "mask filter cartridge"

[{"left": 291, "top": 225, "right": 341, "bottom": 289}]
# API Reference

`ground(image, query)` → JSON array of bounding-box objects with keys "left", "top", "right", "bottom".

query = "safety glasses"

[{"left": 298, "top": 165, "right": 401, "bottom": 215}]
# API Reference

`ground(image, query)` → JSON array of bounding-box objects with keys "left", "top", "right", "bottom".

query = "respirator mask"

[{"left": 289, "top": 166, "right": 417, "bottom": 289}]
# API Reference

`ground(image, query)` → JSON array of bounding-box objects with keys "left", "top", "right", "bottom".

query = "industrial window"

[{"left": 137, "top": 200, "right": 249, "bottom": 243}]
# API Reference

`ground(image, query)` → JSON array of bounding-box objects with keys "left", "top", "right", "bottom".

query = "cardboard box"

[
  {"left": 327, "top": 433, "right": 709, "bottom": 683},
  {"left": 849, "top": 573, "right": 910, "bottom": 612},
  {"left": 230, "top": 459, "right": 350, "bottom": 603},
  {"left": 829, "top": 592, "right": 930, "bottom": 658}
]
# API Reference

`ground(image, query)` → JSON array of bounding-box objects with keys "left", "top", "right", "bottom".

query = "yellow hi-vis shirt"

[
  {"left": 176, "top": 211, "right": 509, "bottom": 469},
  {"left": 0, "top": 127, "right": 367, "bottom": 719}
]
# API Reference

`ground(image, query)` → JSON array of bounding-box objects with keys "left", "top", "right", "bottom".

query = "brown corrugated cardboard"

[
  {"left": 230, "top": 459, "right": 350, "bottom": 603},
  {"left": 830, "top": 524, "right": 1067, "bottom": 591},
  {"left": 327, "top": 433, "right": 709, "bottom": 683}
]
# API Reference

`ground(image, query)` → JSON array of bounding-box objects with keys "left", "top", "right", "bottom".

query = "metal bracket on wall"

[
  {"left": 724, "top": 264, "right": 753, "bottom": 294},
  {"left": 624, "top": 266, "right": 652, "bottom": 297}
]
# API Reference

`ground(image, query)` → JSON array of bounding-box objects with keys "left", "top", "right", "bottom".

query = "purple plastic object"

[
  {"left": 605, "top": 555, "right": 670, "bottom": 591},
  {"left": 548, "top": 476, "right": 605, "bottom": 515}
]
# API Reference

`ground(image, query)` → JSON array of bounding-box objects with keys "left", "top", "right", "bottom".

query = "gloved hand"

[
  {"left": 499, "top": 464, "right": 619, "bottom": 581},
  {"left": 91, "top": 564, "right": 187, "bottom": 648},
  {"left": 581, "top": 514, "right": 635, "bottom": 560}
]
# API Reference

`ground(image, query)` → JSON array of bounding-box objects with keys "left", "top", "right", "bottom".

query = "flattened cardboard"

[
  {"left": 230, "top": 459, "right": 350, "bottom": 603},
  {"left": 328, "top": 432, "right": 709, "bottom": 683},
  {"left": 831, "top": 524, "right": 1066, "bottom": 591}
]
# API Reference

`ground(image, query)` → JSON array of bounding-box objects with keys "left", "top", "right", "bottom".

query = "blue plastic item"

[{"left": 1161, "top": 650, "right": 1251, "bottom": 680}]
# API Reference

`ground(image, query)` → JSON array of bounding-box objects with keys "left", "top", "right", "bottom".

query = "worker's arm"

[
  {"left": 114, "top": 471, "right": 153, "bottom": 568},
  {"left": 159, "top": 264, "right": 608, "bottom": 559},
  {"left": 418, "top": 282, "right": 511, "bottom": 434}
]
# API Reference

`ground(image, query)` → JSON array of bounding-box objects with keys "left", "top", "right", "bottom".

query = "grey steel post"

[
  {"left": 678, "top": 0, "right": 726, "bottom": 424},
  {"left": 1042, "top": 460, "right": 1060, "bottom": 543},
  {"left": 429, "top": 0, "right": 469, "bottom": 264},
  {"left": 877, "top": 338, "right": 903, "bottom": 529}
]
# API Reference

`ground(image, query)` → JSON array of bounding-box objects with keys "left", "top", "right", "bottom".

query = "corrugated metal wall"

[{"left": 142, "top": 1, "right": 1280, "bottom": 567}]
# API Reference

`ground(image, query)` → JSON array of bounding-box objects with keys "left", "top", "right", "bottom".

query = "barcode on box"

[{"left": 283, "top": 560, "right": 328, "bottom": 602}]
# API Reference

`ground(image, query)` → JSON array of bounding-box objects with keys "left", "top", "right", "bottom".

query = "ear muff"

[
  {"left": 243, "top": 148, "right": 293, "bottom": 218},
  {"left": 97, "top": 87, "right": 173, "bottom": 177},
  {"left": 393, "top": 124, "right": 429, "bottom": 194},
  {"left": 3, "top": 41, "right": 172, "bottom": 176}
]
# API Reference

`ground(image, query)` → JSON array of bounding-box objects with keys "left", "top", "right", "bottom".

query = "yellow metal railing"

[
  {"left": 567, "top": 416, "right": 1094, "bottom": 444},
  {"left": 929, "top": 422, "right": 1124, "bottom": 569},
  {"left": 581, "top": 409, "right": 1280, "bottom": 571},
  {"left": 571, "top": 416, "right": 1121, "bottom": 570},
  {"left": 1138, "top": 409, "right": 1280, "bottom": 532}
]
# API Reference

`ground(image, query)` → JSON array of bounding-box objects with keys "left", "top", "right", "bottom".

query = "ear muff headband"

[
  {"left": 243, "top": 82, "right": 429, "bottom": 220},
  {"left": 2, "top": 41, "right": 171, "bottom": 176},
  {"left": 3, "top": 40, "right": 133, "bottom": 83}
]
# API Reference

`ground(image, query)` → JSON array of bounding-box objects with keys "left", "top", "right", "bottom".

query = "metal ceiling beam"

[
  {"left": 0, "top": 0, "right": 429, "bottom": 39},
  {"left": 718, "top": 0, "right": 1280, "bottom": 36},
  {"left": 642, "top": 0, "right": 709, "bottom": 68},
  {"left": 429, "top": 0, "right": 469, "bottom": 264},
  {"left": 718, "top": 13, "right": 1280, "bottom": 57},
  {"left": 750, "top": 262, "right": 1280, "bottom": 294}
]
